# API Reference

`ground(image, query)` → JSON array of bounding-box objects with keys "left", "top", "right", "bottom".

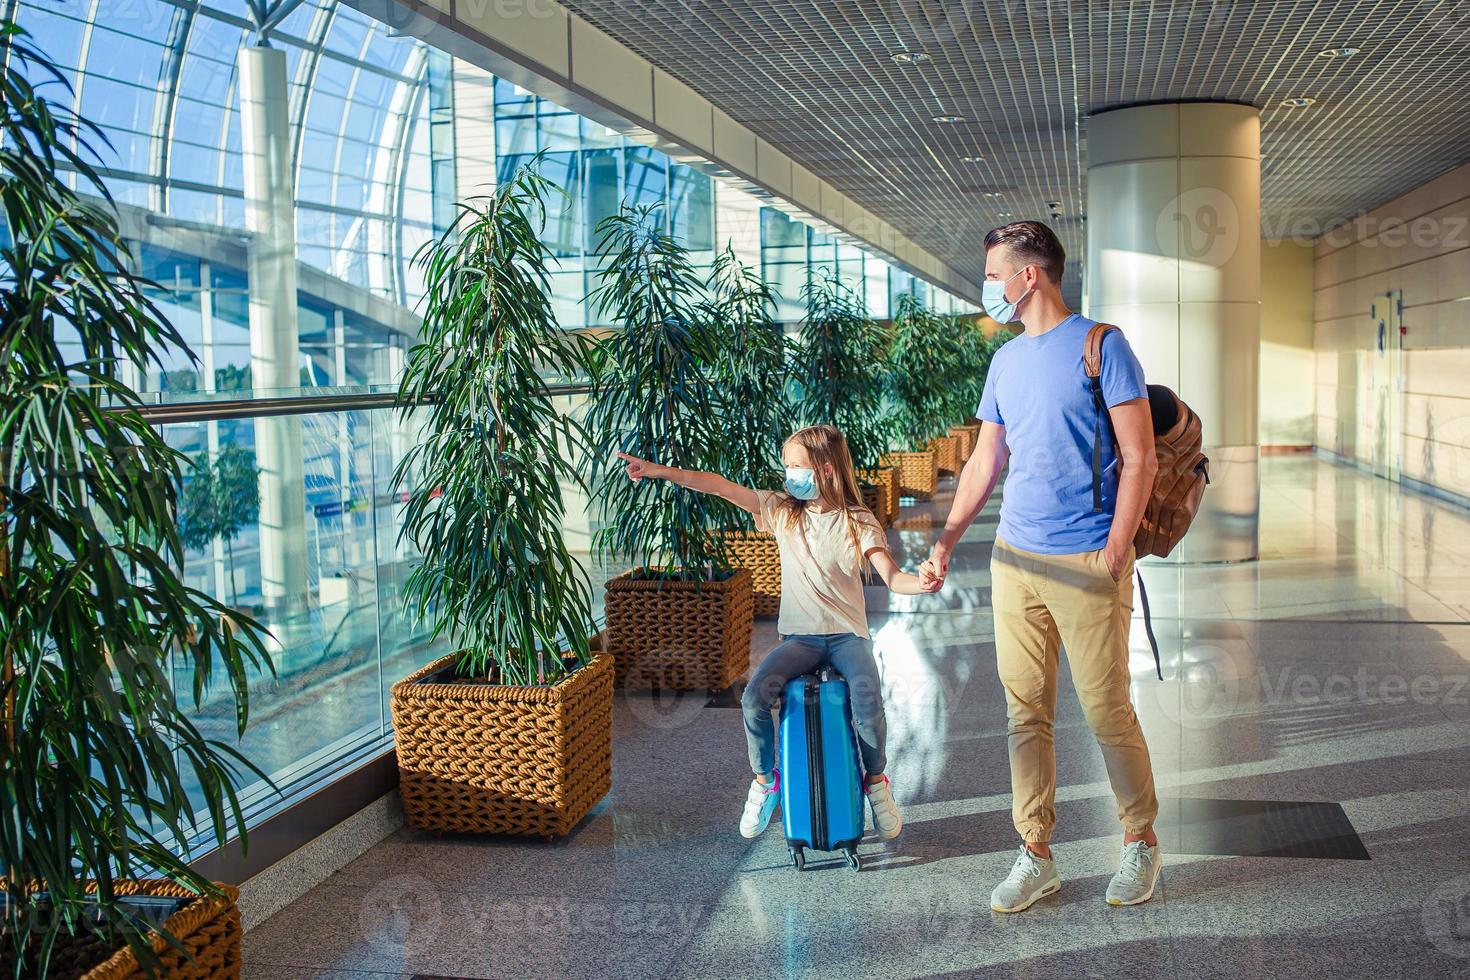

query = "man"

[{"left": 919, "top": 221, "right": 1161, "bottom": 911}]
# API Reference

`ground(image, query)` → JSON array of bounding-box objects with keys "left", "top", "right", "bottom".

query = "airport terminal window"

[{"left": 11, "top": 0, "right": 969, "bottom": 851}]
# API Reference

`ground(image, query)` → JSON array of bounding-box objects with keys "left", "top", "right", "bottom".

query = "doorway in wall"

[{"left": 1369, "top": 290, "right": 1403, "bottom": 483}]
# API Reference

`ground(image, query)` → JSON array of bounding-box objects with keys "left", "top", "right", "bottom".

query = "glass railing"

[{"left": 141, "top": 384, "right": 619, "bottom": 840}]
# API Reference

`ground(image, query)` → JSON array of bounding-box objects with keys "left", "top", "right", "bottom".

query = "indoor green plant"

[
  {"left": 584, "top": 206, "right": 753, "bottom": 691},
  {"left": 0, "top": 21, "right": 271, "bottom": 978},
  {"left": 881, "top": 293, "right": 955, "bottom": 497},
  {"left": 944, "top": 314, "right": 988, "bottom": 458},
  {"left": 178, "top": 446, "right": 260, "bottom": 608},
  {"left": 703, "top": 246, "right": 795, "bottom": 617},
  {"left": 948, "top": 321, "right": 1014, "bottom": 456},
  {"left": 793, "top": 267, "right": 900, "bottom": 522},
  {"left": 389, "top": 161, "right": 611, "bottom": 837}
]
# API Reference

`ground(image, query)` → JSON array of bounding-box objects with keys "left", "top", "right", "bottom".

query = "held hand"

[
  {"left": 918, "top": 558, "right": 946, "bottom": 593},
  {"left": 925, "top": 544, "right": 952, "bottom": 579},
  {"left": 615, "top": 451, "right": 662, "bottom": 482}
]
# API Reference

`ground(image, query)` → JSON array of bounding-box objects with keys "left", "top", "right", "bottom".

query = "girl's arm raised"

[{"left": 616, "top": 451, "right": 760, "bottom": 518}]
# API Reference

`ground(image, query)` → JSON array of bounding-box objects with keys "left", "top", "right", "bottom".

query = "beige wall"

[
  {"left": 1260, "top": 239, "right": 1316, "bottom": 446},
  {"left": 1314, "top": 160, "right": 1470, "bottom": 497}
]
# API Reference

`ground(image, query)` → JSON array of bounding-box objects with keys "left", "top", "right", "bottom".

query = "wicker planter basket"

[
  {"left": 882, "top": 450, "right": 938, "bottom": 500},
  {"left": 604, "top": 567, "right": 753, "bottom": 690},
  {"left": 859, "top": 482, "right": 889, "bottom": 528},
  {"left": 928, "top": 434, "right": 962, "bottom": 475},
  {"left": 391, "top": 652, "right": 614, "bottom": 837},
  {"left": 718, "top": 530, "right": 781, "bottom": 618},
  {"left": 859, "top": 465, "right": 901, "bottom": 522},
  {"left": 82, "top": 881, "right": 241, "bottom": 980},
  {"left": 948, "top": 425, "right": 979, "bottom": 461}
]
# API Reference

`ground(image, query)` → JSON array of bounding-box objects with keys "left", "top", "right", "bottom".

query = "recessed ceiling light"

[
  {"left": 959, "top": 155, "right": 985, "bottom": 163},
  {"left": 981, "top": 191, "right": 1002, "bottom": 199},
  {"left": 891, "top": 51, "right": 931, "bottom": 64},
  {"left": 1280, "top": 96, "right": 1317, "bottom": 107},
  {"left": 932, "top": 114, "right": 966, "bottom": 123},
  {"left": 1317, "top": 46, "right": 1360, "bottom": 58},
  {"left": 997, "top": 211, "right": 1014, "bottom": 218}
]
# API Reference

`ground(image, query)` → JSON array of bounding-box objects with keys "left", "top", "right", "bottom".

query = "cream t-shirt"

[{"left": 753, "top": 489, "right": 889, "bottom": 639}]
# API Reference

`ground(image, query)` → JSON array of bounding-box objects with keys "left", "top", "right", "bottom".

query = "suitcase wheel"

[
  {"left": 845, "top": 847, "right": 862, "bottom": 871},
  {"left": 790, "top": 846, "right": 806, "bottom": 872}
]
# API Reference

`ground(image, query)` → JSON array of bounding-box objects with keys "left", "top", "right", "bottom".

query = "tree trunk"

[{"left": 225, "top": 534, "right": 239, "bottom": 607}]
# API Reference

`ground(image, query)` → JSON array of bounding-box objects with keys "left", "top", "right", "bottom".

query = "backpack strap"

[
  {"left": 1088, "top": 323, "right": 1164, "bottom": 682},
  {"left": 1083, "top": 323, "right": 1120, "bottom": 511},
  {"left": 1136, "top": 568, "right": 1163, "bottom": 680}
]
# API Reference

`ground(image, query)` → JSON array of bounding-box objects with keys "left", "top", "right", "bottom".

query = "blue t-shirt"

[{"left": 975, "top": 314, "right": 1147, "bottom": 554}]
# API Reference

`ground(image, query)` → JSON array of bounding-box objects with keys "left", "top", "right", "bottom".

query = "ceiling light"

[
  {"left": 891, "top": 51, "right": 931, "bottom": 64},
  {"left": 932, "top": 114, "right": 966, "bottom": 124},
  {"left": 997, "top": 211, "right": 1014, "bottom": 218},
  {"left": 959, "top": 155, "right": 985, "bottom": 163},
  {"left": 981, "top": 191, "right": 1002, "bottom": 199},
  {"left": 1279, "top": 96, "right": 1316, "bottom": 107},
  {"left": 1317, "top": 46, "right": 1360, "bottom": 58}
]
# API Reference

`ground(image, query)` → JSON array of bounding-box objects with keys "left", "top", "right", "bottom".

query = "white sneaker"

[
  {"left": 990, "top": 844, "right": 1062, "bottom": 913},
  {"left": 1106, "top": 839, "right": 1162, "bottom": 906},
  {"left": 739, "top": 772, "right": 780, "bottom": 839},
  {"left": 865, "top": 774, "right": 903, "bottom": 840}
]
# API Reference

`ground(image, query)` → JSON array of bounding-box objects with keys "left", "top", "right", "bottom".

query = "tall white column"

[
  {"left": 1087, "top": 102, "right": 1261, "bottom": 563},
  {"left": 240, "top": 44, "right": 309, "bottom": 613}
]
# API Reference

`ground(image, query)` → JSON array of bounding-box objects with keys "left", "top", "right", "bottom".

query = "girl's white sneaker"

[
  {"left": 739, "top": 772, "right": 780, "bottom": 838},
  {"left": 865, "top": 774, "right": 903, "bottom": 840}
]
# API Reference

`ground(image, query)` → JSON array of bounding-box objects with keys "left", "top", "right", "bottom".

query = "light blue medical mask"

[
  {"left": 784, "top": 466, "right": 820, "bottom": 500},
  {"left": 981, "top": 266, "right": 1033, "bottom": 323}
]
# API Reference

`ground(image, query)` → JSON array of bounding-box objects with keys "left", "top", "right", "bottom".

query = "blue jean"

[{"left": 741, "top": 632, "right": 887, "bottom": 778}]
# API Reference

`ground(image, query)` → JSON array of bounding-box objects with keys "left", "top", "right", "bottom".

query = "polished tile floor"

[{"left": 243, "top": 456, "right": 1470, "bottom": 979}]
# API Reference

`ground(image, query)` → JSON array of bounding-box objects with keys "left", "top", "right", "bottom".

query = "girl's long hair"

[{"left": 771, "top": 424, "right": 881, "bottom": 575}]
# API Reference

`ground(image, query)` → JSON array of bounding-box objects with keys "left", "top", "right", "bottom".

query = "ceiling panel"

[{"left": 557, "top": 0, "right": 1470, "bottom": 303}]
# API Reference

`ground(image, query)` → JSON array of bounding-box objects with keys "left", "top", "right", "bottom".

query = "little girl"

[{"left": 616, "top": 423, "right": 929, "bottom": 842}]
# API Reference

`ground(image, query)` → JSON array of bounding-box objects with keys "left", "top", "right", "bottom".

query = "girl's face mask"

[{"left": 784, "top": 466, "right": 820, "bottom": 500}]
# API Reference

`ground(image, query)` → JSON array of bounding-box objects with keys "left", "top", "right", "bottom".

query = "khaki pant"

[{"left": 990, "top": 534, "right": 1158, "bottom": 842}]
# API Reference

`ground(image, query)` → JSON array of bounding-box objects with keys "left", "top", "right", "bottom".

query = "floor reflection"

[{"left": 244, "top": 457, "right": 1470, "bottom": 979}]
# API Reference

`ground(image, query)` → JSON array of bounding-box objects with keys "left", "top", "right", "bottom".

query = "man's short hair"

[{"left": 983, "top": 221, "right": 1066, "bottom": 285}]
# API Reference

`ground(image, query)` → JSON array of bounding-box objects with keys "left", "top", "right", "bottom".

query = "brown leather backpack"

[
  {"left": 1084, "top": 322, "right": 1210, "bottom": 678},
  {"left": 1084, "top": 323, "right": 1210, "bottom": 558}
]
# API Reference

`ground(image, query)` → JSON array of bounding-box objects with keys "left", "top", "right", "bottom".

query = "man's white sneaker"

[
  {"left": 739, "top": 772, "right": 780, "bottom": 839},
  {"left": 1106, "top": 839, "right": 1162, "bottom": 906},
  {"left": 990, "top": 844, "right": 1062, "bottom": 913},
  {"left": 865, "top": 774, "right": 903, "bottom": 840}
]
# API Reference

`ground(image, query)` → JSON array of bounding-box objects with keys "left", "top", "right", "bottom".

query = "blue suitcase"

[{"left": 778, "top": 668, "right": 866, "bottom": 871}]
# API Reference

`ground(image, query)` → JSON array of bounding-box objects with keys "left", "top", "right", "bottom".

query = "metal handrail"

[{"left": 126, "top": 382, "right": 596, "bottom": 424}]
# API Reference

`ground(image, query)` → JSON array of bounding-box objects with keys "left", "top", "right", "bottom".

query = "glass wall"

[
  {"left": 13, "top": 0, "right": 970, "bottom": 843},
  {"left": 160, "top": 391, "right": 617, "bottom": 831},
  {"left": 19, "top": 0, "right": 970, "bottom": 394},
  {"left": 486, "top": 79, "right": 716, "bottom": 327}
]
